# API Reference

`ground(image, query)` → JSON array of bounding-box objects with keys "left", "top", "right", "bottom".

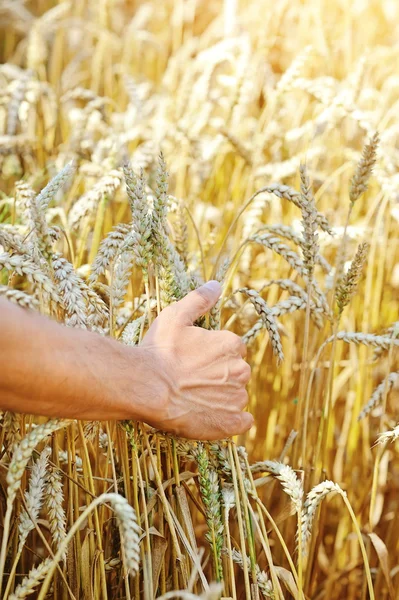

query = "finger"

[
  {"left": 236, "top": 388, "right": 249, "bottom": 409},
  {"left": 236, "top": 362, "right": 251, "bottom": 386},
  {"left": 172, "top": 281, "right": 222, "bottom": 325},
  {"left": 236, "top": 412, "right": 254, "bottom": 435},
  {"left": 223, "top": 411, "right": 254, "bottom": 438}
]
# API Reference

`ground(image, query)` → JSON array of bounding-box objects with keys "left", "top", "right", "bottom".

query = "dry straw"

[{"left": 37, "top": 492, "right": 141, "bottom": 600}]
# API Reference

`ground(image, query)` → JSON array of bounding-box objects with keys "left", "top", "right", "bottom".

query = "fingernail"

[{"left": 202, "top": 280, "right": 222, "bottom": 294}]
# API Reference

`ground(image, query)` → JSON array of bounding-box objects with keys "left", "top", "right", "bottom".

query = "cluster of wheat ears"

[{"left": 0, "top": 1, "right": 398, "bottom": 599}]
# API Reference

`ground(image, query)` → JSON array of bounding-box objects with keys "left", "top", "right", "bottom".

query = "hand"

[{"left": 140, "top": 281, "right": 253, "bottom": 440}]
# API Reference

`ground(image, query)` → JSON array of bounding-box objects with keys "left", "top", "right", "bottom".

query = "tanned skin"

[{"left": 0, "top": 281, "right": 253, "bottom": 440}]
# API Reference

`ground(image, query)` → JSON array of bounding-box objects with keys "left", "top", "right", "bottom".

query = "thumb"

[{"left": 173, "top": 281, "right": 222, "bottom": 325}]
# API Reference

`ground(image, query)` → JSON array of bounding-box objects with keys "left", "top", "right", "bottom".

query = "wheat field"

[{"left": 0, "top": 0, "right": 398, "bottom": 598}]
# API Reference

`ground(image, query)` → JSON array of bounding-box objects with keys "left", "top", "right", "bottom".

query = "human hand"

[{"left": 140, "top": 281, "right": 253, "bottom": 440}]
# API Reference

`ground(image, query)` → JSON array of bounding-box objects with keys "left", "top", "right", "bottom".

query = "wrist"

[{"left": 114, "top": 345, "right": 171, "bottom": 424}]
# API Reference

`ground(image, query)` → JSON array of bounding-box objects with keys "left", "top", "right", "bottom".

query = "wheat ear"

[
  {"left": 88, "top": 222, "right": 132, "bottom": 283},
  {"left": 0, "top": 252, "right": 60, "bottom": 303},
  {"left": 336, "top": 242, "right": 369, "bottom": 315},
  {"left": 301, "top": 481, "right": 343, "bottom": 552},
  {"left": 324, "top": 331, "right": 399, "bottom": 351},
  {"left": 3, "top": 411, "right": 22, "bottom": 451},
  {"left": 231, "top": 549, "right": 274, "bottom": 598},
  {"left": 45, "top": 467, "right": 67, "bottom": 559},
  {"left": 250, "top": 460, "right": 303, "bottom": 512},
  {"left": 18, "top": 446, "right": 51, "bottom": 552},
  {"left": 237, "top": 288, "right": 284, "bottom": 362},
  {"left": 299, "top": 163, "right": 319, "bottom": 282},
  {"left": 52, "top": 254, "right": 88, "bottom": 327},
  {"left": 37, "top": 492, "right": 140, "bottom": 600},
  {"left": 349, "top": 133, "right": 379, "bottom": 203},
  {"left": 358, "top": 371, "right": 399, "bottom": 420},
  {"left": 192, "top": 443, "right": 224, "bottom": 582},
  {"left": 0, "top": 285, "right": 39, "bottom": 310},
  {"left": 9, "top": 557, "right": 52, "bottom": 600},
  {"left": 254, "top": 225, "right": 331, "bottom": 273},
  {"left": 0, "top": 420, "right": 70, "bottom": 589}
]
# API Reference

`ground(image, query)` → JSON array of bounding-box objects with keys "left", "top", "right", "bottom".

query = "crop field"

[{"left": 0, "top": 0, "right": 398, "bottom": 598}]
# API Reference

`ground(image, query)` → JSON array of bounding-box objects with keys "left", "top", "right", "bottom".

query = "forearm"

[{"left": 0, "top": 299, "right": 166, "bottom": 421}]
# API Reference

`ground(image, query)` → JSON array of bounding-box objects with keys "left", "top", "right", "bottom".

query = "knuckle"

[
  {"left": 243, "top": 362, "right": 251, "bottom": 381},
  {"left": 221, "top": 330, "right": 242, "bottom": 349},
  {"left": 220, "top": 330, "right": 235, "bottom": 341},
  {"left": 232, "top": 333, "right": 243, "bottom": 350},
  {"left": 235, "top": 361, "right": 251, "bottom": 385}
]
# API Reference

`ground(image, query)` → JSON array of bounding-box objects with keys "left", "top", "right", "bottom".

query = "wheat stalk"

[{"left": 209, "top": 258, "right": 230, "bottom": 330}]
